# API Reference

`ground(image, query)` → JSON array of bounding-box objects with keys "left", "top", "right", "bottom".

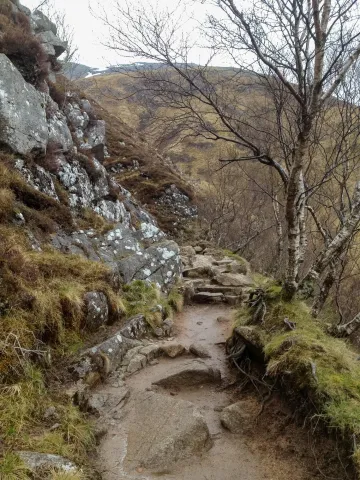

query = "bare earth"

[{"left": 93, "top": 305, "right": 350, "bottom": 480}]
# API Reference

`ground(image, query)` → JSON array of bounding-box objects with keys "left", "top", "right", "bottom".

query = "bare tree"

[{"left": 96, "top": 0, "right": 360, "bottom": 303}]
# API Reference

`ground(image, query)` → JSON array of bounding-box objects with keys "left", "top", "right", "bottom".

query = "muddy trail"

[{"left": 91, "top": 306, "right": 349, "bottom": 480}]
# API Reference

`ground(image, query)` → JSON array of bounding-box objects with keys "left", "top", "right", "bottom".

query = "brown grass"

[{"left": 0, "top": 7, "right": 49, "bottom": 87}]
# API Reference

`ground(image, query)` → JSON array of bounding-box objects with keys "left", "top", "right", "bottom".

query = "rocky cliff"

[{"left": 0, "top": 0, "right": 184, "bottom": 291}]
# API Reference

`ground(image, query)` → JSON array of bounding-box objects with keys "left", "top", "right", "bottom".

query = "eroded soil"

[{"left": 93, "top": 305, "right": 352, "bottom": 480}]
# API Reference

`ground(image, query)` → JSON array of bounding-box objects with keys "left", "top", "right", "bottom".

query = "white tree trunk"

[
  {"left": 305, "top": 181, "right": 360, "bottom": 282},
  {"left": 336, "top": 312, "right": 360, "bottom": 336}
]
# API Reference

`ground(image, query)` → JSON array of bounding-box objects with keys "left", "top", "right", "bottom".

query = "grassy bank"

[{"left": 235, "top": 287, "right": 360, "bottom": 474}]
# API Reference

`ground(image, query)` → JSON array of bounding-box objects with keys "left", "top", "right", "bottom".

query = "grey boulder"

[
  {"left": 31, "top": 10, "right": 57, "bottom": 35},
  {"left": 37, "top": 31, "right": 68, "bottom": 58},
  {"left": 0, "top": 54, "right": 48, "bottom": 155},
  {"left": 84, "top": 291, "right": 109, "bottom": 332}
]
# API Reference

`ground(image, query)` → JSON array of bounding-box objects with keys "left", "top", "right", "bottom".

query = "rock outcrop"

[
  {"left": 0, "top": 54, "right": 48, "bottom": 155},
  {"left": 0, "top": 1, "right": 186, "bottom": 293}
]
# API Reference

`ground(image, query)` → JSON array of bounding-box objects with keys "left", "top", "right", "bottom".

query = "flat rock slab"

[
  {"left": 193, "top": 292, "right": 224, "bottom": 303},
  {"left": 153, "top": 360, "right": 221, "bottom": 387},
  {"left": 87, "top": 387, "right": 130, "bottom": 416},
  {"left": 197, "top": 285, "right": 243, "bottom": 294},
  {"left": 124, "top": 391, "right": 212, "bottom": 471},
  {"left": 215, "top": 273, "right": 254, "bottom": 287}
]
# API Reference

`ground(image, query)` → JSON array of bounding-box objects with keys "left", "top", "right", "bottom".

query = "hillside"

[
  {"left": 0, "top": 2, "right": 189, "bottom": 477},
  {"left": 77, "top": 70, "right": 241, "bottom": 180},
  {"left": 4, "top": 2, "right": 360, "bottom": 480}
]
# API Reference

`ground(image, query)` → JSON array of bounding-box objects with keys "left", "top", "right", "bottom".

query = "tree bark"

[
  {"left": 284, "top": 133, "right": 310, "bottom": 299},
  {"left": 311, "top": 265, "right": 336, "bottom": 317},
  {"left": 336, "top": 312, "right": 360, "bottom": 337},
  {"left": 305, "top": 181, "right": 360, "bottom": 283}
]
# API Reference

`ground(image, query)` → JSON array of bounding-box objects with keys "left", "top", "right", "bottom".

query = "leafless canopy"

[{"left": 96, "top": 0, "right": 360, "bottom": 311}]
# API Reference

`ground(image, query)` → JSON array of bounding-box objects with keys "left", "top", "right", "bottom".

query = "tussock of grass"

[
  {"left": 167, "top": 283, "right": 184, "bottom": 313},
  {"left": 0, "top": 452, "right": 30, "bottom": 480},
  {"left": 49, "top": 472, "right": 86, "bottom": 480},
  {"left": 123, "top": 280, "right": 183, "bottom": 330},
  {"left": 0, "top": 160, "right": 73, "bottom": 234},
  {"left": 236, "top": 294, "right": 360, "bottom": 470},
  {"left": 77, "top": 207, "right": 114, "bottom": 234},
  {"left": 0, "top": 366, "right": 94, "bottom": 468}
]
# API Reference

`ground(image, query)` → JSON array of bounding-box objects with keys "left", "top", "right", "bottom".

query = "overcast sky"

[{"left": 21, "top": 0, "right": 215, "bottom": 69}]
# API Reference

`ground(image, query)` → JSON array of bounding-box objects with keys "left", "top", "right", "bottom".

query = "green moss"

[
  {"left": 123, "top": 280, "right": 183, "bottom": 330},
  {"left": 236, "top": 294, "right": 360, "bottom": 471}
]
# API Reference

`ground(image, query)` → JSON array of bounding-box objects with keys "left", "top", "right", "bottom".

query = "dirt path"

[{"left": 93, "top": 305, "right": 349, "bottom": 480}]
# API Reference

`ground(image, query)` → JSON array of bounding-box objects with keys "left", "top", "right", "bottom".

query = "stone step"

[
  {"left": 192, "top": 291, "right": 243, "bottom": 305},
  {"left": 196, "top": 285, "right": 243, "bottom": 295},
  {"left": 213, "top": 259, "right": 233, "bottom": 266},
  {"left": 193, "top": 292, "right": 224, "bottom": 303}
]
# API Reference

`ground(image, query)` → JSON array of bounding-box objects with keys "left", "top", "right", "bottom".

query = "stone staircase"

[{"left": 180, "top": 246, "right": 254, "bottom": 305}]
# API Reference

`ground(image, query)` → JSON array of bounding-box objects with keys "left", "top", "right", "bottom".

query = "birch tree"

[{"left": 97, "top": 0, "right": 360, "bottom": 301}]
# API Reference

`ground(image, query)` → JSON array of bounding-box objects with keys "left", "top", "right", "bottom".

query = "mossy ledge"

[{"left": 233, "top": 286, "right": 360, "bottom": 476}]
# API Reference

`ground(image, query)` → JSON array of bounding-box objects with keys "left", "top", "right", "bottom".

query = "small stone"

[
  {"left": 154, "top": 327, "right": 164, "bottom": 337},
  {"left": 163, "top": 317, "right": 174, "bottom": 336},
  {"left": 127, "top": 354, "right": 147, "bottom": 374},
  {"left": 217, "top": 316, "right": 231, "bottom": 323},
  {"left": 93, "top": 425, "right": 108, "bottom": 445},
  {"left": 140, "top": 344, "right": 160, "bottom": 361},
  {"left": 43, "top": 406, "right": 58, "bottom": 421},
  {"left": 214, "top": 406, "right": 225, "bottom": 412},
  {"left": 220, "top": 400, "right": 258, "bottom": 433},
  {"left": 160, "top": 343, "right": 186, "bottom": 358},
  {"left": 197, "top": 321, "right": 203, "bottom": 325},
  {"left": 49, "top": 423, "right": 61, "bottom": 431},
  {"left": 189, "top": 344, "right": 211, "bottom": 359},
  {"left": 194, "top": 246, "right": 203, "bottom": 253},
  {"left": 137, "top": 467, "right": 144, "bottom": 473}
]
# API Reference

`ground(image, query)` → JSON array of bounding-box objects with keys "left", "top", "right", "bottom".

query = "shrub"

[
  {"left": 48, "top": 80, "right": 67, "bottom": 109},
  {"left": 76, "top": 152, "right": 103, "bottom": 182},
  {"left": 0, "top": 9, "right": 49, "bottom": 87}
]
